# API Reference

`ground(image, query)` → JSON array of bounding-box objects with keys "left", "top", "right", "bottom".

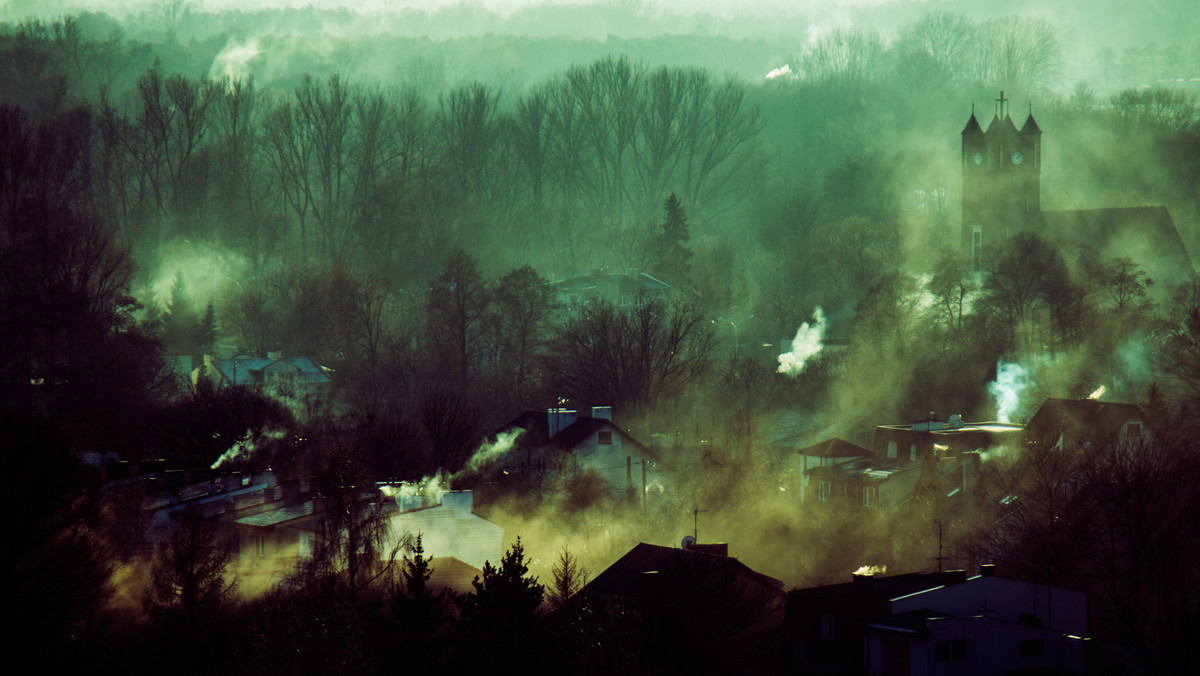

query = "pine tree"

[
  {"left": 163, "top": 269, "right": 198, "bottom": 353},
  {"left": 455, "top": 537, "right": 545, "bottom": 669},
  {"left": 654, "top": 192, "right": 693, "bottom": 283},
  {"left": 196, "top": 302, "right": 217, "bottom": 355},
  {"left": 548, "top": 546, "right": 589, "bottom": 610}
]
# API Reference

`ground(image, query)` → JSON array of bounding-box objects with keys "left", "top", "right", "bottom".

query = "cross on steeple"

[{"left": 996, "top": 90, "right": 1009, "bottom": 118}]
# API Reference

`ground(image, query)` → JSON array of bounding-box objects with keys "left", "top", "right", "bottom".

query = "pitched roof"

[
  {"left": 1035, "top": 206, "right": 1195, "bottom": 284},
  {"left": 796, "top": 438, "right": 874, "bottom": 459},
  {"left": 961, "top": 113, "right": 983, "bottom": 136},
  {"left": 584, "top": 542, "right": 784, "bottom": 599},
  {"left": 1021, "top": 112, "right": 1042, "bottom": 134},
  {"left": 492, "top": 410, "right": 659, "bottom": 460},
  {"left": 1028, "top": 398, "right": 1146, "bottom": 439},
  {"left": 788, "top": 571, "right": 947, "bottom": 605}
]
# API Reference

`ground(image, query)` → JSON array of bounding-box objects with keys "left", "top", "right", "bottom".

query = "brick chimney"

[
  {"left": 548, "top": 408, "right": 577, "bottom": 437},
  {"left": 853, "top": 573, "right": 874, "bottom": 601}
]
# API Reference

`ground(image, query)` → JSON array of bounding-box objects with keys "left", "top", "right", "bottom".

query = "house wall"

[
  {"left": 890, "top": 577, "right": 1087, "bottom": 636},
  {"left": 384, "top": 491, "right": 504, "bottom": 570},
  {"left": 866, "top": 616, "right": 1085, "bottom": 676}
]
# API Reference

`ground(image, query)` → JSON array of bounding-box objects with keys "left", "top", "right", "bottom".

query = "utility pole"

[{"left": 930, "top": 520, "right": 949, "bottom": 572}]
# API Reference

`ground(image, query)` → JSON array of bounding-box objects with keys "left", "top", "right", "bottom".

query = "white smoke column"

[
  {"left": 1088, "top": 385, "right": 1106, "bottom": 400},
  {"left": 459, "top": 428, "right": 525, "bottom": 475},
  {"left": 211, "top": 38, "right": 261, "bottom": 80},
  {"left": 988, "top": 361, "right": 1032, "bottom": 423},
  {"left": 777, "top": 307, "right": 826, "bottom": 376},
  {"left": 210, "top": 427, "right": 287, "bottom": 470},
  {"left": 853, "top": 564, "right": 886, "bottom": 575},
  {"left": 765, "top": 64, "right": 794, "bottom": 80}
]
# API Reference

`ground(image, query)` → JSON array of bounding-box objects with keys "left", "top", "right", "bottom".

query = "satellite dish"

[{"left": 682, "top": 535, "right": 696, "bottom": 550}]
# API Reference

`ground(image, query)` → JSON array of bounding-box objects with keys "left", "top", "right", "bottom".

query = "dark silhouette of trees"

[
  {"left": 145, "top": 513, "right": 237, "bottom": 672},
  {"left": 548, "top": 546, "right": 589, "bottom": 610},
  {"left": 455, "top": 538, "right": 546, "bottom": 670},
  {"left": 543, "top": 298, "right": 716, "bottom": 416},
  {"left": 653, "top": 192, "right": 692, "bottom": 284},
  {"left": 390, "top": 535, "right": 449, "bottom": 668},
  {"left": 425, "top": 249, "right": 488, "bottom": 394},
  {"left": 486, "top": 264, "right": 555, "bottom": 405}
]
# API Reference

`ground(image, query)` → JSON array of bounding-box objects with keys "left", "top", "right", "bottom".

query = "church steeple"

[{"left": 961, "top": 93, "right": 1043, "bottom": 270}]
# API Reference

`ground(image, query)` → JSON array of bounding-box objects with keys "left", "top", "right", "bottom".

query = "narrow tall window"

[
  {"left": 887, "top": 441, "right": 898, "bottom": 459},
  {"left": 972, "top": 225, "right": 983, "bottom": 271},
  {"left": 863, "top": 486, "right": 876, "bottom": 507},
  {"left": 818, "top": 480, "right": 831, "bottom": 502}
]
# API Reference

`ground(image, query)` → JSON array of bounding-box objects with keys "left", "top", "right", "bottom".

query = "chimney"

[
  {"left": 627, "top": 268, "right": 639, "bottom": 279},
  {"left": 439, "top": 490, "right": 473, "bottom": 517},
  {"left": 313, "top": 495, "right": 326, "bottom": 514},
  {"left": 943, "top": 569, "right": 968, "bottom": 586},
  {"left": 949, "top": 414, "right": 965, "bottom": 428},
  {"left": 853, "top": 573, "right": 874, "bottom": 601},
  {"left": 222, "top": 472, "right": 242, "bottom": 493},
  {"left": 548, "top": 408, "right": 577, "bottom": 437},
  {"left": 591, "top": 406, "right": 613, "bottom": 420},
  {"left": 282, "top": 479, "right": 301, "bottom": 506},
  {"left": 979, "top": 563, "right": 997, "bottom": 577}
]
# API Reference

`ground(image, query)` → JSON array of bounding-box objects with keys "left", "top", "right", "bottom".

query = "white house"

[{"left": 862, "top": 567, "right": 1087, "bottom": 676}]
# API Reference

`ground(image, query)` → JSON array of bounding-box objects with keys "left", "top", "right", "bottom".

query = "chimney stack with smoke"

[
  {"left": 853, "top": 573, "right": 874, "bottom": 601},
  {"left": 548, "top": 408, "right": 577, "bottom": 437}
]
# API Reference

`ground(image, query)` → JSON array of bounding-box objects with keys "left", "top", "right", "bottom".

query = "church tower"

[{"left": 961, "top": 92, "right": 1042, "bottom": 270}]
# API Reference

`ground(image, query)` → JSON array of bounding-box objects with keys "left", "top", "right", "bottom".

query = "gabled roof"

[
  {"left": 1021, "top": 112, "right": 1042, "bottom": 134},
  {"left": 787, "top": 571, "right": 947, "bottom": 605},
  {"left": 796, "top": 438, "right": 873, "bottom": 459},
  {"left": 961, "top": 113, "right": 983, "bottom": 136},
  {"left": 1035, "top": 206, "right": 1194, "bottom": 284},
  {"left": 492, "top": 410, "right": 659, "bottom": 460},
  {"left": 1028, "top": 398, "right": 1146, "bottom": 439},
  {"left": 584, "top": 542, "right": 783, "bottom": 599}
]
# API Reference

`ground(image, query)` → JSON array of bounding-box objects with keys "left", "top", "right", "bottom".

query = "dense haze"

[{"left": 3, "top": 0, "right": 1200, "bottom": 672}]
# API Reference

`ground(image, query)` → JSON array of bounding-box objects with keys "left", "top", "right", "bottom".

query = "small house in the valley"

[
  {"left": 554, "top": 269, "right": 672, "bottom": 309},
  {"left": 582, "top": 542, "right": 786, "bottom": 672},
  {"left": 205, "top": 350, "right": 332, "bottom": 393},
  {"left": 1026, "top": 397, "right": 1152, "bottom": 452},
  {"left": 380, "top": 489, "right": 504, "bottom": 571},
  {"left": 487, "top": 407, "right": 667, "bottom": 502},
  {"left": 785, "top": 566, "right": 1088, "bottom": 675}
]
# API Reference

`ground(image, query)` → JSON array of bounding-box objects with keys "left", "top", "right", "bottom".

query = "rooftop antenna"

[
  {"left": 693, "top": 506, "right": 708, "bottom": 541},
  {"left": 929, "top": 520, "right": 949, "bottom": 573}
]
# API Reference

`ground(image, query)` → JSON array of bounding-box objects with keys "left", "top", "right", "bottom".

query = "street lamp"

[{"left": 715, "top": 314, "right": 754, "bottom": 359}]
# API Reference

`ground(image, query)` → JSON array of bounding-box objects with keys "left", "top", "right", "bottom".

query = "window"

[
  {"left": 909, "top": 444, "right": 917, "bottom": 461},
  {"left": 863, "top": 486, "right": 876, "bottom": 507},
  {"left": 597, "top": 430, "right": 613, "bottom": 445},
  {"left": 935, "top": 640, "right": 968, "bottom": 662},
  {"left": 1019, "top": 639, "right": 1046, "bottom": 657},
  {"left": 1126, "top": 422, "right": 1142, "bottom": 438},
  {"left": 819, "top": 613, "right": 835, "bottom": 640},
  {"left": 818, "top": 480, "right": 832, "bottom": 502},
  {"left": 256, "top": 535, "right": 265, "bottom": 558},
  {"left": 887, "top": 441, "right": 898, "bottom": 459},
  {"left": 972, "top": 225, "right": 983, "bottom": 271}
]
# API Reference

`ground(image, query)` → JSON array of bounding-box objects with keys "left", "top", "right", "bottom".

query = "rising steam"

[
  {"left": 210, "top": 427, "right": 287, "bottom": 469},
  {"left": 458, "top": 428, "right": 525, "bottom": 476},
  {"left": 988, "top": 361, "right": 1033, "bottom": 423},
  {"left": 777, "top": 307, "right": 826, "bottom": 376},
  {"left": 853, "top": 564, "right": 887, "bottom": 575}
]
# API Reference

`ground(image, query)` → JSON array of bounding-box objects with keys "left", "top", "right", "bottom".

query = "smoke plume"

[
  {"left": 777, "top": 307, "right": 826, "bottom": 376},
  {"left": 210, "top": 427, "right": 287, "bottom": 469},
  {"left": 988, "top": 361, "right": 1033, "bottom": 423}
]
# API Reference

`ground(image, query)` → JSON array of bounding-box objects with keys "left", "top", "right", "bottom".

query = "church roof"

[
  {"left": 1020, "top": 113, "right": 1042, "bottom": 135},
  {"left": 961, "top": 113, "right": 983, "bottom": 136},
  {"left": 1034, "top": 206, "right": 1195, "bottom": 288},
  {"left": 986, "top": 114, "right": 1023, "bottom": 145}
]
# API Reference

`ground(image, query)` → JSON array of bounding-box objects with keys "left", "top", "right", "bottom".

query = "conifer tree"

[{"left": 653, "top": 192, "right": 693, "bottom": 283}]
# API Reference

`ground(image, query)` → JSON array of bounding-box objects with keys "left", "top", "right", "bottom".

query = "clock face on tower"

[
  {"left": 973, "top": 152, "right": 983, "bottom": 166},
  {"left": 1011, "top": 151, "right": 1024, "bottom": 165}
]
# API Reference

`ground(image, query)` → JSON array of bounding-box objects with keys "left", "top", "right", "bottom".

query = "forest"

[{"left": 3, "top": 0, "right": 1200, "bottom": 673}]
